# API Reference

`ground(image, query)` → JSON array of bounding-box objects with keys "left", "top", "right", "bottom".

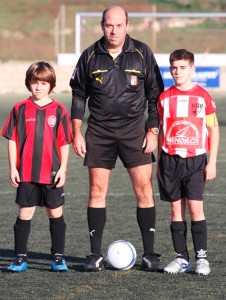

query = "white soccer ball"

[{"left": 106, "top": 240, "right": 137, "bottom": 270}]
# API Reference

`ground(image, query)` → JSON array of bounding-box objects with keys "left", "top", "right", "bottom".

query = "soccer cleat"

[
  {"left": 51, "top": 254, "right": 68, "bottom": 272},
  {"left": 8, "top": 254, "right": 27, "bottom": 272},
  {"left": 84, "top": 253, "right": 105, "bottom": 271},
  {"left": 195, "top": 259, "right": 211, "bottom": 275},
  {"left": 164, "top": 258, "right": 191, "bottom": 274},
  {"left": 141, "top": 253, "right": 164, "bottom": 272}
]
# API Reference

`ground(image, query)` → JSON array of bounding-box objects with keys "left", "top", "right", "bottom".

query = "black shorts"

[
  {"left": 16, "top": 182, "right": 65, "bottom": 208},
  {"left": 157, "top": 151, "right": 207, "bottom": 202},
  {"left": 84, "top": 115, "right": 155, "bottom": 169}
]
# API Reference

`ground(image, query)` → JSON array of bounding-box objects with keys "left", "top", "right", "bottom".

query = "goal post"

[
  {"left": 74, "top": 12, "right": 226, "bottom": 57},
  {"left": 67, "top": 11, "right": 226, "bottom": 89}
]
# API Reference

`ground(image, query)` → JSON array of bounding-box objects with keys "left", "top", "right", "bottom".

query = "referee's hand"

[
  {"left": 142, "top": 132, "right": 158, "bottom": 154},
  {"left": 73, "top": 134, "right": 86, "bottom": 158}
]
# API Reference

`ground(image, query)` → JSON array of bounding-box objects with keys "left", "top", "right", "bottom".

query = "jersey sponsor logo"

[
  {"left": 130, "top": 75, "right": 138, "bottom": 86},
  {"left": 176, "top": 126, "right": 190, "bottom": 136},
  {"left": 166, "top": 119, "right": 201, "bottom": 147},
  {"left": 26, "top": 118, "right": 36, "bottom": 122},
  {"left": 48, "top": 115, "right": 56, "bottom": 127},
  {"left": 192, "top": 103, "right": 203, "bottom": 116}
]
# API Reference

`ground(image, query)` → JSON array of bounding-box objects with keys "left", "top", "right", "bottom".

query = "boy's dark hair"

[
  {"left": 169, "top": 49, "right": 194, "bottom": 65},
  {"left": 25, "top": 61, "right": 56, "bottom": 93}
]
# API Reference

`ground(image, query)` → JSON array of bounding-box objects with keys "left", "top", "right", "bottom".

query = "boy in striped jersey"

[
  {"left": 157, "top": 49, "right": 219, "bottom": 275},
  {"left": 1, "top": 61, "right": 72, "bottom": 272}
]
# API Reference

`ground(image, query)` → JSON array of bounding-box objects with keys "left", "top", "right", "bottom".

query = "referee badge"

[{"left": 130, "top": 75, "right": 138, "bottom": 86}]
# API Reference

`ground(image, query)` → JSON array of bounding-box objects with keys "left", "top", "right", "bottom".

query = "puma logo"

[
  {"left": 89, "top": 230, "right": 95, "bottom": 236},
  {"left": 96, "top": 77, "right": 103, "bottom": 84}
]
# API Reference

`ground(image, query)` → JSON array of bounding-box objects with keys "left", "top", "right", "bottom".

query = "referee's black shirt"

[{"left": 70, "top": 34, "right": 164, "bottom": 129}]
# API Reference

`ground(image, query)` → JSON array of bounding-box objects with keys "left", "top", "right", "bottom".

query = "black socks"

[
  {"left": 87, "top": 207, "right": 106, "bottom": 255},
  {"left": 137, "top": 207, "right": 156, "bottom": 255}
]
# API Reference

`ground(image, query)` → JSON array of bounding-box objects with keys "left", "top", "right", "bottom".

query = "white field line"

[{"left": 0, "top": 191, "right": 224, "bottom": 197}]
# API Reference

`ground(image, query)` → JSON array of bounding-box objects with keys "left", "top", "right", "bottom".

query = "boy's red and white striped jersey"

[{"left": 158, "top": 84, "right": 216, "bottom": 158}]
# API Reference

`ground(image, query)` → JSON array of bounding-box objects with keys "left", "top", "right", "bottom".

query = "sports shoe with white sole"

[
  {"left": 8, "top": 254, "right": 27, "bottom": 272},
  {"left": 164, "top": 258, "right": 191, "bottom": 273},
  {"left": 141, "top": 253, "right": 164, "bottom": 272},
  {"left": 195, "top": 259, "right": 211, "bottom": 275},
  {"left": 51, "top": 254, "right": 68, "bottom": 272},
  {"left": 84, "top": 253, "right": 105, "bottom": 271}
]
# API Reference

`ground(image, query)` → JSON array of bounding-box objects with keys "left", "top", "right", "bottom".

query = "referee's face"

[{"left": 101, "top": 6, "right": 128, "bottom": 53}]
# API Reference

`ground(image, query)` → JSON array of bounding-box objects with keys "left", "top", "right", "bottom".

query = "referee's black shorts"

[
  {"left": 157, "top": 151, "right": 207, "bottom": 202},
  {"left": 84, "top": 115, "right": 155, "bottom": 169},
  {"left": 16, "top": 182, "right": 65, "bottom": 208}
]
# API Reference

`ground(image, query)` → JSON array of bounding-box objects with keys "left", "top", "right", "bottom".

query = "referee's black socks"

[
  {"left": 87, "top": 207, "right": 106, "bottom": 256},
  {"left": 137, "top": 207, "right": 156, "bottom": 255}
]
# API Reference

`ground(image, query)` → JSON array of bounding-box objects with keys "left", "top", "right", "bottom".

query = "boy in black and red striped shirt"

[{"left": 1, "top": 61, "right": 72, "bottom": 272}]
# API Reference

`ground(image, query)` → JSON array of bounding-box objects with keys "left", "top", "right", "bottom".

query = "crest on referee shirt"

[{"left": 130, "top": 75, "right": 138, "bottom": 86}]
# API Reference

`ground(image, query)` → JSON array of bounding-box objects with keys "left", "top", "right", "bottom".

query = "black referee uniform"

[{"left": 70, "top": 34, "right": 164, "bottom": 168}]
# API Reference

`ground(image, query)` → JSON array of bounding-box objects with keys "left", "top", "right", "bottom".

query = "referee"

[{"left": 70, "top": 5, "right": 164, "bottom": 271}]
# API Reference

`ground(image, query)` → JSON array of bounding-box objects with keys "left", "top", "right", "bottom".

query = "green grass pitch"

[{"left": 0, "top": 92, "right": 225, "bottom": 300}]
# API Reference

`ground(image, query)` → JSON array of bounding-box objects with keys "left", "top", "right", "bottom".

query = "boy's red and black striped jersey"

[{"left": 1, "top": 97, "right": 72, "bottom": 184}]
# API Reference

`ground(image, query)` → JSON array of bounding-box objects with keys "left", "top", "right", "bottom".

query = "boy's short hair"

[
  {"left": 169, "top": 49, "right": 194, "bottom": 65},
  {"left": 25, "top": 61, "right": 56, "bottom": 92}
]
